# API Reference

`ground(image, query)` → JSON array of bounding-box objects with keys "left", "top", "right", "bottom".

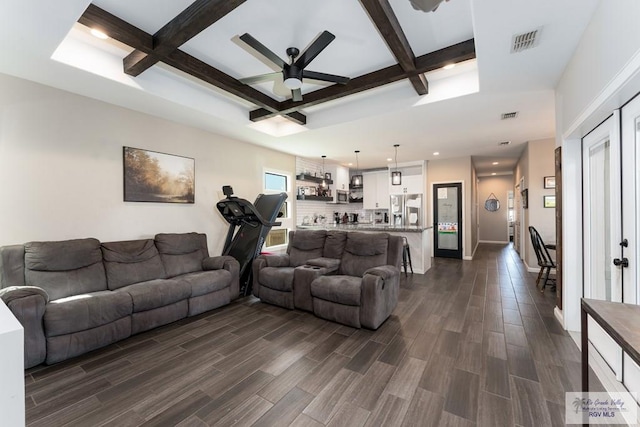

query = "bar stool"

[{"left": 402, "top": 237, "right": 413, "bottom": 276}]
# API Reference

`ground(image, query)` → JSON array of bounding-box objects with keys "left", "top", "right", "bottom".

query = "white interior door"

[
  {"left": 582, "top": 113, "right": 623, "bottom": 379},
  {"left": 621, "top": 94, "right": 640, "bottom": 396}
]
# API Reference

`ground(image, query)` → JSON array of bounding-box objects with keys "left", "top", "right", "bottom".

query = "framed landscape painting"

[{"left": 123, "top": 147, "right": 195, "bottom": 203}]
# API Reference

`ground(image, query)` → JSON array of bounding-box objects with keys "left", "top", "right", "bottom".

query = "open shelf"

[
  {"left": 296, "top": 195, "right": 333, "bottom": 201},
  {"left": 296, "top": 174, "right": 333, "bottom": 185}
]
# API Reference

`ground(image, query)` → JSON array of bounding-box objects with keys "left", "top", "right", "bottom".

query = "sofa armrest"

[
  {"left": 360, "top": 266, "right": 400, "bottom": 329},
  {"left": 260, "top": 254, "right": 291, "bottom": 268},
  {"left": 0, "top": 285, "right": 49, "bottom": 305},
  {"left": 306, "top": 257, "right": 340, "bottom": 273},
  {"left": 364, "top": 265, "right": 399, "bottom": 283},
  {"left": 202, "top": 256, "right": 240, "bottom": 299},
  {"left": 0, "top": 286, "right": 48, "bottom": 368}
]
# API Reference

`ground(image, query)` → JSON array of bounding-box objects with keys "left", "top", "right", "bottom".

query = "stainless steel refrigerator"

[{"left": 390, "top": 194, "right": 422, "bottom": 226}]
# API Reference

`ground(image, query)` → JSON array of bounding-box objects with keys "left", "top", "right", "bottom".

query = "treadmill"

[{"left": 216, "top": 186, "right": 287, "bottom": 296}]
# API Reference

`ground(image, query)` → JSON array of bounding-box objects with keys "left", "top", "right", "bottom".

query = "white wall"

[
  {"left": 0, "top": 73, "right": 295, "bottom": 253},
  {"left": 478, "top": 175, "right": 514, "bottom": 243},
  {"left": 555, "top": 0, "right": 640, "bottom": 331}
]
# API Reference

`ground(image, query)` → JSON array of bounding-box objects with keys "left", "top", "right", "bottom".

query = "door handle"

[
  {"left": 620, "top": 239, "right": 629, "bottom": 247},
  {"left": 613, "top": 257, "right": 629, "bottom": 268}
]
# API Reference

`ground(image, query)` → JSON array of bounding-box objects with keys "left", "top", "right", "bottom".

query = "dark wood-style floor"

[{"left": 24, "top": 244, "right": 604, "bottom": 426}]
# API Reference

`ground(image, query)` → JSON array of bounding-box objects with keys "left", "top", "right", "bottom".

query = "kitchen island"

[{"left": 297, "top": 223, "right": 433, "bottom": 274}]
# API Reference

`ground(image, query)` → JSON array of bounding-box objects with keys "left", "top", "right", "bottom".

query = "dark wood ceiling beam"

[
  {"left": 123, "top": 0, "right": 246, "bottom": 76},
  {"left": 78, "top": 4, "right": 153, "bottom": 53},
  {"left": 250, "top": 109, "right": 307, "bottom": 125},
  {"left": 250, "top": 39, "right": 475, "bottom": 121},
  {"left": 359, "top": 0, "right": 428, "bottom": 95},
  {"left": 77, "top": 5, "right": 282, "bottom": 114}
]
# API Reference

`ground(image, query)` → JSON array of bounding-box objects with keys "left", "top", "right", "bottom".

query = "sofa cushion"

[
  {"left": 44, "top": 290, "right": 132, "bottom": 337},
  {"left": 260, "top": 267, "right": 295, "bottom": 292},
  {"left": 24, "top": 238, "right": 107, "bottom": 301},
  {"left": 155, "top": 233, "right": 208, "bottom": 277},
  {"left": 341, "top": 233, "right": 389, "bottom": 277},
  {"left": 289, "top": 230, "right": 326, "bottom": 267},
  {"left": 118, "top": 278, "right": 191, "bottom": 312},
  {"left": 323, "top": 231, "right": 347, "bottom": 259},
  {"left": 311, "top": 275, "right": 362, "bottom": 306},
  {"left": 176, "top": 270, "right": 231, "bottom": 297},
  {"left": 101, "top": 239, "right": 167, "bottom": 290}
]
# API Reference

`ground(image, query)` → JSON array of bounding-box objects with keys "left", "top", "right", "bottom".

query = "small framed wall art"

[
  {"left": 544, "top": 176, "right": 556, "bottom": 189},
  {"left": 543, "top": 195, "right": 556, "bottom": 208},
  {"left": 521, "top": 189, "right": 528, "bottom": 209}
]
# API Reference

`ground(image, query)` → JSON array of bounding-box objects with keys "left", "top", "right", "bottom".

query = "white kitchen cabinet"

[
  {"left": 334, "top": 165, "right": 350, "bottom": 192},
  {"left": 363, "top": 170, "right": 390, "bottom": 209}
]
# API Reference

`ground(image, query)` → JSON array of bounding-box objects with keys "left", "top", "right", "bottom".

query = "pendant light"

[
  {"left": 351, "top": 150, "right": 363, "bottom": 187},
  {"left": 321, "top": 155, "right": 327, "bottom": 188},
  {"left": 391, "top": 144, "right": 402, "bottom": 185}
]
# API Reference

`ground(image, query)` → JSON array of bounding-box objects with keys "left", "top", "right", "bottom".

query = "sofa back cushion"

[
  {"left": 323, "top": 231, "right": 347, "bottom": 259},
  {"left": 288, "top": 230, "right": 326, "bottom": 267},
  {"left": 101, "top": 239, "right": 167, "bottom": 290},
  {"left": 24, "top": 238, "right": 107, "bottom": 301},
  {"left": 340, "top": 233, "right": 389, "bottom": 277},
  {"left": 155, "top": 233, "right": 208, "bottom": 277}
]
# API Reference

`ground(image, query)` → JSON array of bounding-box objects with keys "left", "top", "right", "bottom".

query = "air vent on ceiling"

[
  {"left": 511, "top": 28, "right": 541, "bottom": 53},
  {"left": 501, "top": 111, "right": 518, "bottom": 120},
  {"left": 498, "top": 141, "right": 511, "bottom": 146}
]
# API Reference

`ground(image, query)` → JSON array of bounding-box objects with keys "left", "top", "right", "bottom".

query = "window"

[{"left": 263, "top": 169, "right": 292, "bottom": 249}]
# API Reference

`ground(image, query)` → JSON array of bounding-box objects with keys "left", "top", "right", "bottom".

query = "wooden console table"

[{"left": 581, "top": 298, "right": 640, "bottom": 392}]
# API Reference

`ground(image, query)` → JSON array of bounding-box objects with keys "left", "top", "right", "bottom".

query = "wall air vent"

[
  {"left": 501, "top": 112, "right": 518, "bottom": 120},
  {"left": 498, "top": 141, "right": 511, "bottom": 146},
  {"left": 511, "top": 28, "right": 541, "bottom": 53}
]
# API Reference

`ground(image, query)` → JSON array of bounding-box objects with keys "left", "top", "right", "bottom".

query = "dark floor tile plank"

[
  {"left": 370, "top": 317, "right": 401, "bottom": 344},
  {"left": 298, "top": 353, "right": 351, "bottom": 395},
  {"left": 334, "top": 329, "right": 374, "bottom": 358},
  {"left": 534, "top": 361, "right": 571, "bottom": 405},
  {"left": 303, "top": 368, "right": 362, "bottom": 424},
  {"left": 507, "top": 343, "right": 539, "bottom": 381},
  {"left": 550, "top": 332, "right": 581, "bottom": 362},
  {"left": 444, "top": 369, "right": 479, "bottom": 422},
  {"left": 345, "top": 341, "right": 386, "bottom": 374},
  {"left": 477, "top": 391, "right": 514, "bottom": 426},
  {"left": 503, "top": 307, "right": 523, "bottom": 325},
  {"left": 176, "top": 415, "right": 208, "bottom": 427},
  {"left": 384, "top": 357, "right": 427, "bottom": 400},
  {"left": 434, "top": 330, "right": 461, "bottom": 358},
  {"left": 483, "top": 356, "right": 510, "bottom": 398},
  {"left": 510, "top": 375, "right": 553, "bottom": 427},
  {"left": 100, "top": 410, "right": 146, "bottom": 427},
  {"left": 258, "top": 356, "right": 317, "bottom": 403},
  {"left": 306, "top": 332, "right": 349, "bottom": 363},
  {"left": 327, "top": 402, "right": 371, "bottom": 427},
  {"left": 462, "top": 321, "right": 483, "bottom": 345},
  {"left": 504, "top": 323, "right": 528, "bottom": 347},
  {"left": 260, "top": 335, "right": 317, "bottom": 376},
  {"left": 363, "top": 393, "right": 409, "bottom": 427},
  {"left": 438, "top": 411, "right": 475, "bottom": 426},
  {"left": 484, "top": 331, "right": 508, "bottom": 360},
  {"left": 290, "top": 413, "right": 326, "bottom": 427},
  {"left": 483, "top": 313, "right": 504, "bottom": 333},
  {"left": 212, "top": 394, "right": 273, "bottom": 427},
  {"left": 455, "top": 341, "right": 482, "bottom": 375},
  {"left": 349, "top": 361, "right": 397, "bottom": 411},
  {"left": 140, "top": 390, "right": 211, "bottom": 427},
  {"left": 546, "top": 399, "right": 566, "bottom": 427},
  {"left": 253, "top": 387, "right": 314, "bottom": 427},
  {"left": 378, "top": 334, "right": 412, "bottom": 366},
  {"left": 29, "top": 396, "right": 103, "bottom": 427},
  {"left": 400, "top": 388, "right": 444, "bottom": 427},
  {"left": 419, "top": 352, "right": 456, "bottom": 395}
]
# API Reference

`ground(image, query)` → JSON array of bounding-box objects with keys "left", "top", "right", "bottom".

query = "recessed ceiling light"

[
  {"left": 492, "top": 162, "right": 499, "bottom": 165},
  {"left": 433, "top": 152, "right": 440, "bottom": 156},
  {"left": 348, "top": 163, "right": 353, "bottom": 166},
  {"left": 387, "top": 158, "right": 392, "bottom": 162},
  {"left": 443, "top": 63, "right": 455, "bottom": 70},
  {"left": 491, "top": 173, "right": 497, "bottom": 176},
  {"left": 90, "top": 29, "right": 109, "bottom": 40}
]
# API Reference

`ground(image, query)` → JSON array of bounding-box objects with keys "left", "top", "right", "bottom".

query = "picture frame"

[
  {"left": 123, "top": 146, "right": 195, "bottom": 203},
  {"left": 544, "top": 176, "right": 556, "bottom": 189},
  {"left": 544, "top": 195, "right": 556, "bottom": 208},
  {"left": 325, "top": 172, "right": 332, "bottom": 180},
  {"left": 308, "top": 186, "right": 317, "bottom": 196},
  {"left": 521, "top": 189, "right": 528, "bottom": 209}
]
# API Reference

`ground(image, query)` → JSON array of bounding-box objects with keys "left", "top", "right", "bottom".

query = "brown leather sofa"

[{"left": 252, "top": 229, "right": 402, "bottom": 329}]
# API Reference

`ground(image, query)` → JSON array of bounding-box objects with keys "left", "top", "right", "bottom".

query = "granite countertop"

[{"left": 297, "top": 223, "right": 432, "bottom": 232}]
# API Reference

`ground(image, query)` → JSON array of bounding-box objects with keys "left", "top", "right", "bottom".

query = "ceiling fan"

[{"left": 239, "top": 31, "right": 350, "bottom": 102}]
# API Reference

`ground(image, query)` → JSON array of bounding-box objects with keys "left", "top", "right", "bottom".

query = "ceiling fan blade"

[
  {"left": 239, "top": 72, "right": 281, "bottom": 85},
  {"left": 302, "top": 70, "right": 350, "bottom": 85},
  {"left": 239, "top": 33, "right": 286, "bottom": 69},
  {"left": 292, "top": 88, "right": 303, "bottom": 102},
  {"left": 294, "top": 31, "right": 335, "bottom": 69}
]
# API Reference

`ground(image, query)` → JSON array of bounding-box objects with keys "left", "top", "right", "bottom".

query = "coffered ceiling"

[{"left": 0, "top": 0, "right": 599, "bottom": 173}]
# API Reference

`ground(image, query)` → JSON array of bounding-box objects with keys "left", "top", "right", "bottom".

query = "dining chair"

[{"left": 528, "top": 226, "right": 556, "bottom": 292}]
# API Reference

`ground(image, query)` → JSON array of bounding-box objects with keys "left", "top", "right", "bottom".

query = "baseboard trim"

[
  {"left": 554, "top": 306, "right": 564, "bottom": 329},
  {"left": 479, "top": 240, "right": 509, "bottom": 244}
]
